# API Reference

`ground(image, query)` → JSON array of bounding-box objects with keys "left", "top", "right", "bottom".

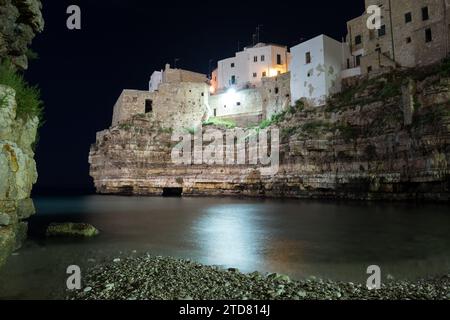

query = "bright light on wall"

[
  {"left": 224, "top": 88, "right": 238, "bottom": 106},
  {"left": 269, "top": 69, "right": 278, "bottom": 77},
  {"left": 209, "top": 85, "right": 215, "bottom": 94}
]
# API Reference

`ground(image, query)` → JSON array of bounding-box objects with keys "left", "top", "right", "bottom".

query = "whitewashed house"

[
  {"left": 214, "top": 43, "right": 291, "bottom": 92},
  {"left": 149, "top": 70, "right": 163, "bottom": 92},
  {"left": 290, "top": 35, "right": 349, "bottom": 106}
]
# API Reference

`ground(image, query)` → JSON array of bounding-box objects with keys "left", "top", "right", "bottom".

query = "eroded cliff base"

[{"left": 90, "top": 67, "right": 450, "bottom": 201}]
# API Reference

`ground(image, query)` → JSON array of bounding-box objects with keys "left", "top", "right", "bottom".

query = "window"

[
  {"left": 406, "top": 37, "right": 412, "bottom": 44},
  {"left": 254, "top": 56, "right": 258, "bottom": 62},
  {"left": 145, "top": 99, "right": 153, "bottom": 113},
  {"left": 355, "top": 35, "right": 362, "bottom": 45},
  {"left": 347, "top": 58, "right": 351, "bottom": 69},
  {"left": 422, "top": 7, "right": 429, "bottom": 21},
  {"left": 231, "top": 75, "right": 236, "bottom": 85},
  {"left": 378, "top": 25, "right": 386, "bottom": 37},
  {"left": 253, "top": 72, "right": 257, "bottom": 78},
  {"left": 367, "top": 66, "right": 373, "bottom": 73},
  {"left": 369, "top": 30, "right": 375, "bottom": 40},
  {"left": 405, "top": 12, "right": 412, "bottom": 23},
  {"left": 231, "top": 63, "right": 235, "bottom": 68},
  {"left": 275, "top": 87, "right": 279, "bottom": 94},
  {"left": 356, "top": 54, "right": 362, "bottom": 67},
  {"left": 277, "top": 54, "right": 282, "bottom": 65},
  {"left": 305, "top": 52, "right": 311, "bottom": 64},
  {"left": 425, "top": 28, "right": 432, "bottom": 42},
  {"left": 213, "top": 109, "right": 217, "bottom": 117},
  {"left": 133, "top": 97, "right": 138, "bottom": 102},
  {"left": 262, "top": 71, "right": 267, "bottom": 77},
  {"left": 261, "top": 55, "right": 265, "bottom": 62},
  {"left": 237, "top": 102, "right": 241, "bottom": 106}
]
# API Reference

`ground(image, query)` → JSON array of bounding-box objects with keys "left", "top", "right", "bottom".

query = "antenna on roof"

[
  {"left": 252, "top": 33, "right": 257, "bottom": 46},
  {"left": 256, "top": 24, "right": 263, "bottom": 43}
]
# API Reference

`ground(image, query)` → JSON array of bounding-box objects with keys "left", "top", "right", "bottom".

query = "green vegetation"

[
  {"left": 301, "top": 120, "right": 331, "bottom": 135},
  {"left": 439, "top": 56, "right": 450, "bottom": 78},
  {"left": 118, "top": 123, "right": 132, "bottom": 130},
  {"left": 379, "top": 80, "right": 401, "bottom": 100},
  {"left": 258, "top": 110, "right": 288, "bottom": 130},
  {"left": 159, "top": 127, "right": 173, "bottom": 134},
  {"left": 0, "top": 60, "right": 43, "bottom": 122},
  {"left": 335, "top": 123, "right": 359, "bottom": 143},
  {"left": 203, "top": 117, "right": 236, "bottom": 129}
]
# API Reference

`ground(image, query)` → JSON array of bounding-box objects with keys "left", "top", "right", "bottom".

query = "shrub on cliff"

[{"left": 0, "top": 60, "right": 43, "bottom": 122}]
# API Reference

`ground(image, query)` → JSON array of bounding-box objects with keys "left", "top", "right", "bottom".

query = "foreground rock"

[
  {"left": 0, "top": 85, "right": 38, "bottom": 268},
  {"left": 46, "top": 223, "right": 99, "bottom": 238},
  {"left": 68, "top": 255, "right": 450, "bottom": 300}
]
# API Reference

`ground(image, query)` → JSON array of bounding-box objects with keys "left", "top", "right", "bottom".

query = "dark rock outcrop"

[{"left": 0, "top": 0, "right": 44, "bottom": 69}]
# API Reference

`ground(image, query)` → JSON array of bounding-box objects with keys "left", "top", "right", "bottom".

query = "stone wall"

[
  {"left": 347, "top": 0, "right": 450, "bottom": 74},
  {"left": 261, "top": 72, "right": 291, "bottom": 119},
  {"left": 0, "top": 85, "right": 38, "bottom": 268},
  {"left": 0, "top": 0, "right": 44, "bottom": 70},
  {"left": 209, "top": 88, "right": 263, "bottom": 120},
  {"left": 162, "top": 65, "right": 208, "bottom": 84},
  {"left": 112, "top": 83, "right": 210, "bottom": 131},
  {"left": 90, "top": 70, "right": 450, "bottom": 201}
]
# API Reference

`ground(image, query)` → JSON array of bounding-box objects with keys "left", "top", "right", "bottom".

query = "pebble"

[{"left": 68, "top": 255, "right": 450, "bottom": 301}]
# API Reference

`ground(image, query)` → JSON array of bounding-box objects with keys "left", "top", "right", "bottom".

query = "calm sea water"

[{"left": 1, "top": 195, "right": 450, "bottom": 299}]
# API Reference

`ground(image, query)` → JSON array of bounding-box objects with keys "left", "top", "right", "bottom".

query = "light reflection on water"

[
  {"left": 195, "top": 204, "right": 269, "bottom": 270},
  {"left": 0, "top": 195, "right": 450, "bottom": 299}
]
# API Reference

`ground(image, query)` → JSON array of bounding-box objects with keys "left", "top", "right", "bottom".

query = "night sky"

[{"left": 26, "top": 0, "right": 365, "bottom": 194}]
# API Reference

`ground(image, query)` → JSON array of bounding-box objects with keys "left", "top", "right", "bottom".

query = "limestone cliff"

[
  {"left": 0, "top": 0, "right": 42, "bottom": 268},
  {"left": 90, "top": 69, "right": 450, "bottom": 201},
  {"left": 0, "top": 85, "right": 38, "bottom": 267},
  {"left": 0, "top": 0, "right": 44, "bottom": 69}
]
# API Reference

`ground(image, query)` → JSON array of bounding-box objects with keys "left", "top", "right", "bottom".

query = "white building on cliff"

[
  {"left": 290, "top": 35, "right": 350, "bottom": 106},
  {"left": 213, "top": 43, "right": 291, "bottom": 92}
]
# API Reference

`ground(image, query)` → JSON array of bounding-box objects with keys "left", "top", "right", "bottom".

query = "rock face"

[
  {"left": 0, "top": 85, "right": 38, "bottom": 267},
  {"left": 46, "top": 223, "right": 100, "bottom": 238},
  {"left": 90, "top": 71, "right": 450, "bottom": 201},
  {"left": 0, "top": 0, "right": 44, "bottom": 69}
]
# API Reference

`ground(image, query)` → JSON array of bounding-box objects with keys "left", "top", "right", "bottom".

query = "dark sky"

[{"left": 26, "top": 0, "right": 365, "bottom": 194}]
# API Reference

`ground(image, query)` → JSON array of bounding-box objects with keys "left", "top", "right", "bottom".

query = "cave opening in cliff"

[{"left": 162, "top": 187, "right": 183, "bottom": 197}]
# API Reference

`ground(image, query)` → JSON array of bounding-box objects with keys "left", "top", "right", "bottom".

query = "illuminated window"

[{"left": 262, "top": 71, "right": 267, "bottom": 77}]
